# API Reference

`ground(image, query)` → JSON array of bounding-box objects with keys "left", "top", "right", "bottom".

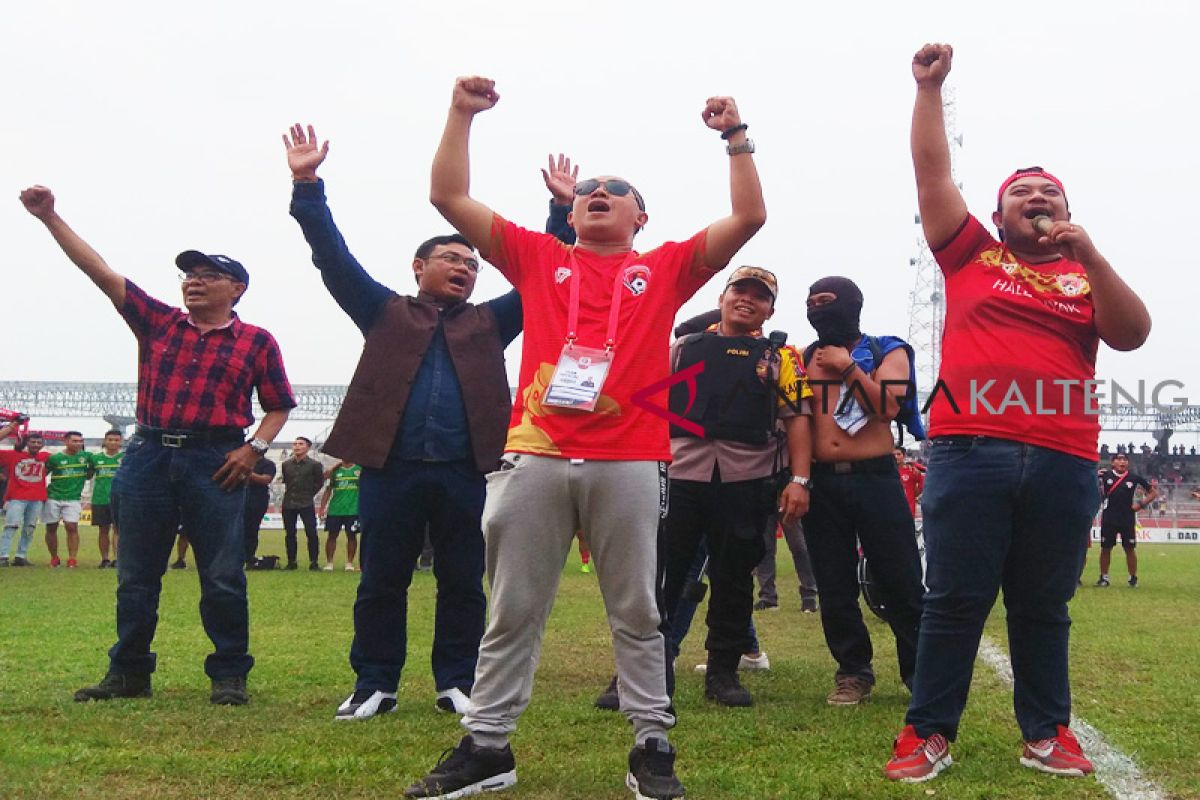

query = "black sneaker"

[
  {"left": 74, "top": 672, "right": 152, "bottom": 702},
  {"left": 335, "top": 688, "right": 398, "bottom": 720},
  {"left": 98, "top": 559, "right": 112, "bottom": 569},
  {"left": 595, "top": 675, "right": 620, "bottom": 711},
  {"left": 626, "top": 737, "right": 685, "bottom": 799},
  {"left": 404, "top": 735, "right": 517, "bottom": 798},
  {"left": 12, "top": 556, "right": 32, "bottom": 567},
  {"left": 1095, "top": 577, "right": 1110, "bottom": 587},
  {"left": 704, "top": 669, "right": 753, "bottom": 707},
  {"left": 211, "top": 676, "right": 249, "bottom": 705},
  {"left": 753, "top": 600, "right": 779, "bottom": 612},
  {"left": 801, "top": 597, "right": 819, "bottom": 613},
  {"left": 285, "top": 562, "right": 298, "bottom": 571},
  {"left": 170, "top": 559, "right": 187, "bottom": 570},
  {"left": 1128, "top": 575, "right": 1139, "bottom": 587},
  {"left": 0, "top": 557, "right": 8, "bottom": 567}
]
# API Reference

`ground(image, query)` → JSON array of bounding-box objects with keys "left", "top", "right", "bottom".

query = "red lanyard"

[{"left": 565, "top": 249, "right": 638, "bottom": 353}]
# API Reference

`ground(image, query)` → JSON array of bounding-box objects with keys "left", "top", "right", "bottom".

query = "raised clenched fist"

[
  {"left": 452, "top": 76, "right": 500, "bottom": 114},
  {"left": 912, "top": 43, "right": 953, "bottom": 87}
]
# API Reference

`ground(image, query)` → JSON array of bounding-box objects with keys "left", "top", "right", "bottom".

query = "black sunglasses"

[{"left": 573, "top": 178, "right": 646, "bottom": 211}]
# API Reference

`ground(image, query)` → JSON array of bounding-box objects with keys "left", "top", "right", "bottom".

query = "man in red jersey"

[
  {"left": 406, "top": 76, "right": 764, "bottom": 800},
  {"left": 895, "top": 448, "right": 924, "bottom": 518},
  {"left": 885, "top": 43, "right": 1150, "bottom": 784},
  {"left": 0, "top": 423, "right": 49, "bottom": 567}
]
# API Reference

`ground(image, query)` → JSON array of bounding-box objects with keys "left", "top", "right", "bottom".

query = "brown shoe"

[{"left": 826, "top": 675, "right": 872, "bottom": 705}]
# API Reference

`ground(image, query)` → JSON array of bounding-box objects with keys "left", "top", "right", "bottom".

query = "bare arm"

[
  {"left": 699, "top": 97, "right": 766, "bottom": 269},
  {"left": 780, "top": 414, "right": 812, "bottom": 526},
  {"left": 1036, "top": 221, "right": 1151, "bottom": 350},
  {"left": 812, "top": 346, "right": 910, "bottom": 422},
  {"left": 430, "top": 77, "right": 502, "bottom": 260},
  {"left": 910, "top": 44, "right": 969, "bottom": 250},
  {"left": 19, "top": 187, "right": 126, "bottom": 307}
]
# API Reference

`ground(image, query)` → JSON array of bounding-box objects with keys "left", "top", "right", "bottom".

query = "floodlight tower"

[{"left": 907, "top": 88, "right": 963, "bottom": 409}]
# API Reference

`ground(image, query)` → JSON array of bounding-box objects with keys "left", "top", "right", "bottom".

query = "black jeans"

[
  {"left": 243, "top": 495, "right": 269, "bottom": 563},
  {"left": 282, "top": 506, "right": 319, "bottom": 566},
  {"left": 802, "top": 457, "right": 924, "bottom": 686},
  {"left": 662, "top": 473, "right": 769, "bottom": 670}
]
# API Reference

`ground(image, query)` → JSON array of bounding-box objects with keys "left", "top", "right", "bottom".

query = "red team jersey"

[
  {"left": 898, "top": 463, "right": 924, "bottom": 517},
  {"left": 0, "top": 450, "right": 50, "bottom": 502},
  {"left": 930, "top": 216, "right": 1100, "bottom": 460},
  {"left": 486, "top": 215, "right": 712, "bottom": 461}
]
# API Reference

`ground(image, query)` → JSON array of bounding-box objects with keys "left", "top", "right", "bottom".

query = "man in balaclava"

[{"left": 800, "top": 275, "right": 927, "bottom": 708}]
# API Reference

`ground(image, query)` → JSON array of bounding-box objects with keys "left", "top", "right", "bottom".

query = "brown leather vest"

[{"left": 321, "top": 294, "right": 511, "bottom": 473}]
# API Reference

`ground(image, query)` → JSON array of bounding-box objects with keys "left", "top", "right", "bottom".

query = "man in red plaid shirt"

[{"left": 20, "top": 185, "right": 295, "bottom": 707}]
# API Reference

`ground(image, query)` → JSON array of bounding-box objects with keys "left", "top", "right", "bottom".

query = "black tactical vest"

[{"left": 669, "top": 332, "right": 776, "bottom": 445}]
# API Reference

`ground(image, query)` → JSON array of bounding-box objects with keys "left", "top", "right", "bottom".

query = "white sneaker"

[
  {"left": 323, "top": 563, "right": 335, "bottom": 571},
  {"left": 335, "top": 689, "right": 397, "bottom": 720},
  {"left": 694, "top": 651, "right": 771, "bottom": 673},
  {"left": 345, "top": 563, "right": 356, "bottom": 571},
  {"left": 435, "top": 687, "right": 472, "bottom": 714},
  {"left": 739, "top": 652, "right": 770, "bottom": 671}
]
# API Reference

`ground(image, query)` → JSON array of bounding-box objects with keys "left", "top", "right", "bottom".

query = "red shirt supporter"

[
  {"left": 487, "top": 217, "right": 708, "bottom": 461},
  {"left": 0, "top": 450, "right": 49, "bottom": 502},
  {"left": 120, "top": 280, "right": 295, "bottom": 430},
  {"left": 930, "top": 216, "right": 1099, "bottom": 459},
  {"left": 898, "top": 463, "right": 924, "bottom": 517}
]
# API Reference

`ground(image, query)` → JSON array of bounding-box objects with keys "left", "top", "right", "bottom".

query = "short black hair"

[
  {"left": 415, "top": 234, "right": 474, "bottom": 260},
  {"left": 105, "top": 429, "right": 122, "bottom": 437},
  {"left": 65, "top": 430, "right": 83, "bottom": 438},
  {"left": 295, "top": 436, "right": 313, "bottom": 447}
]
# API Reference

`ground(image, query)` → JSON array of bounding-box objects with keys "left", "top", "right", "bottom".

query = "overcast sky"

[{"left": 5, "top": 1, "right": 1198, "bottom": 442}]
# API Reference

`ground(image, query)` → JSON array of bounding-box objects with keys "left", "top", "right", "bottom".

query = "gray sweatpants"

[{"left": 463, "top": 453, "right": 674, "bottom": 747}]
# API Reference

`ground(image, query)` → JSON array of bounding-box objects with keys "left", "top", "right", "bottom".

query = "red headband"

[{"left": 996, "top": 168, "right": 1067, "bottom": 208}]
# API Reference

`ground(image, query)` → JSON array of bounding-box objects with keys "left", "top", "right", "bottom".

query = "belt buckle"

[
  {"left": 833, "top": 462, "right": 852, "bottom": 474},
  {"left": 161, "top": 433, "right": 185, "bottom": 448}
]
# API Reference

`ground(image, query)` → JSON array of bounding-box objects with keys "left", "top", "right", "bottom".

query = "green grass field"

[{"left": 1, "top": 530, "right": 1196, "bottom": 799}]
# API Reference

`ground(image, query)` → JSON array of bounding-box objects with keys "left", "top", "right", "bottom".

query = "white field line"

[{"left": 977, "top": 636, "right": 1169, "bottom": 800}]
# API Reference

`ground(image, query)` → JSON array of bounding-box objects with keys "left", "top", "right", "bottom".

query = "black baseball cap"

[{"left": 176, "top": 251, "right": 250, "bottom": 288}]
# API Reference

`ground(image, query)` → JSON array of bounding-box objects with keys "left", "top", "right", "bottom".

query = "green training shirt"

[
  {"left": 90, "top": 451, "right": 123, "bottom": 506},
  {"left": 47, "top": 451, "right": 94, "bottom": 502},
  {"left": 327, "top": 465, "right": 362, "bottom": 517}
]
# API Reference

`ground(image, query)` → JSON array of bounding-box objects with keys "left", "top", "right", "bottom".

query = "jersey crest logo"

[
  {"left": 555, "top": 267, "right": 572, "bottom": 284},
  {"left": 623, "top": 265, "right": 651, "bottom": 296}
]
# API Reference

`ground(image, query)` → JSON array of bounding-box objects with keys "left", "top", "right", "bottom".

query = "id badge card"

[{"left": 543, "top": 344, "right": 612, "bottom": 412}]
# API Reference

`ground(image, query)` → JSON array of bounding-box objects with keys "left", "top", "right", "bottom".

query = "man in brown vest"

[{"left": 283, "top": 124, "right": 521, "bottom": 720}]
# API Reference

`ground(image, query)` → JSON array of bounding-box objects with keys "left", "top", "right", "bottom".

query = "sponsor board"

[{"left": 1090, "top": 526, "right": 1200, "bottom": 544}]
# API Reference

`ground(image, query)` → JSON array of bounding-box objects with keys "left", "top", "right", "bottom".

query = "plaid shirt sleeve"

[
  {"left": 252, "top": 330, "right": 297, "bottom": 412},
  {"left": 119, "top": 280, "right": 177, "bottom": 340}
]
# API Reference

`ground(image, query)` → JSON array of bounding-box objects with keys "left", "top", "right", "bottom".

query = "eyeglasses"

[
  {"left": 573, "top": 178, "right": 646, "bottom": 211},
  {"left": 178, "top": 271, "right": 233, "bottom": 284},
  {"left": 427, "top": 252, "right": 481, "bottom": 273}
]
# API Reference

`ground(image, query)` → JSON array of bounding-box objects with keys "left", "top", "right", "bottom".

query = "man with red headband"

[
  {"left": 406, "top": 76, "right": 765, "bottom": 800},
  {"left": 885, "top": 43, "right": 1151, "bottom": 783}
]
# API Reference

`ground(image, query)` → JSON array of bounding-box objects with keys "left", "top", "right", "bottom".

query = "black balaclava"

[{"left": 807, "top": 276, "right": 863, "bottom": 346}]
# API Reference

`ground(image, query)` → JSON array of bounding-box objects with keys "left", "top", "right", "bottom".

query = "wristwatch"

[
  {"left": 248, "top": 437, "right": 270, "bottom": 456},
  {"left": 790, "top": 475, "right": 812, "bottom": 489},
  {"left": 726, "top": 139, "right": 756, "bottom": 156}
]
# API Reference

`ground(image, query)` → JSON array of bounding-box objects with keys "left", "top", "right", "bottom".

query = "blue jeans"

[
  {"left": 2, "top": 499, "right": 43, "bottom": 559},
  {"left": 905, "top": 436, "right": 1099, "bottom": 741},
  {"left": 108, "top": 435, "right": 251, "bottom": 679},
  {"left": 350, "top": 460, "right": 486, "bottom": 693}
]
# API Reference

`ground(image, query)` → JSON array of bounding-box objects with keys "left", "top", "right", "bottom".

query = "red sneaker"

[
  {"left": 885, "top": 724, "right": 952, "bottom": 782},
  {"left": 50, "top": 556, "right": 62, "bottom": 568},
  {"left": 1021, "top": 725, "right": 1094, "bottom": 776},
  {"left": 67, "top": 558, "right": 78, "bottom": 568}
]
